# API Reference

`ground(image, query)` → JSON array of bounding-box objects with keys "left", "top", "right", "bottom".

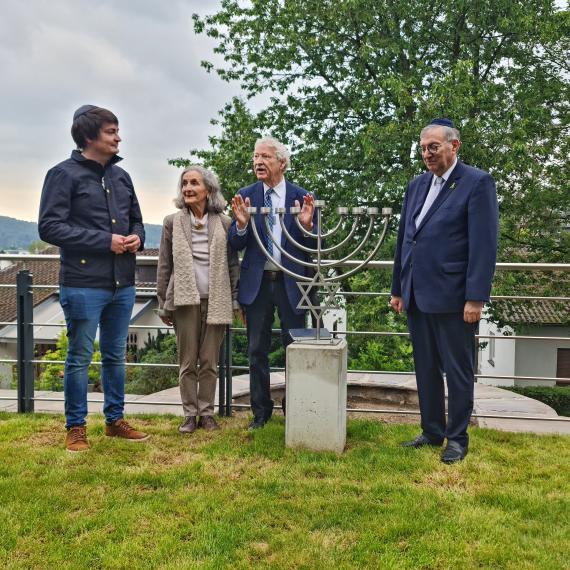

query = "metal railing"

[{"left": 0, "top": 254, "right": 568, "bottom": 421}]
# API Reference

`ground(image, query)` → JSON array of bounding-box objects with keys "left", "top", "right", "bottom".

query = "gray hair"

[
  {"left": 173, "top": 165, "right": 227, "bottom": 213},
  {"left": 420, "top": 124, "right": 461, "bottom": 142},
  {"left": 255, "top": 136, "right": 291, "bottom": 170}
]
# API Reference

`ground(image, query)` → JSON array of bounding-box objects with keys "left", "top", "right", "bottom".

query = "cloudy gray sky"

[{"left": 0, "top": 0, "right": 245, "bottom": 225}]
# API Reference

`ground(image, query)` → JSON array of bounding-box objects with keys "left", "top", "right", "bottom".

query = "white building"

[{"left": 479, "top": 300, "right": 570, "bottom": 387}]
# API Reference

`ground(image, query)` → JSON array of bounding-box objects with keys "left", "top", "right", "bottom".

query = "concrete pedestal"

[{"left": 285, "top": 338, "right": 347, "bottom": 453}]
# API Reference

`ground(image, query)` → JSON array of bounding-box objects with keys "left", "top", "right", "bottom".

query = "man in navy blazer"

[
  {"left": 390, "top": 118, "right": 498, "bottom": 463},
  {"left": 230, "top": 136, "right": 316, "bottom": 430}
]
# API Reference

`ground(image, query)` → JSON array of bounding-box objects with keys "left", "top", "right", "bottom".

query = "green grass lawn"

[{"left": 0, "top": 413, "right": 568, "bottom": 569}]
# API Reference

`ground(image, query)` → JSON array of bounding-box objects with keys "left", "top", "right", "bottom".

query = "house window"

[
  {"left": 488, "top": 331, "right": 495, "bottom": 367},
  {"left": 127, "top": 333, "right": 138, "bottom": 352},
  {"left": 557, "top": 348, "right": 570, "bottom": 385}
]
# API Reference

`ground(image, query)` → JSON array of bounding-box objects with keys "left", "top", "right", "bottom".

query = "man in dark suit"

[
  {"left": 230, "top": 137, "right": 316, "bottom": 430},
  {"left": 390, "top": 118, "right": 498, "bottom": 464}
]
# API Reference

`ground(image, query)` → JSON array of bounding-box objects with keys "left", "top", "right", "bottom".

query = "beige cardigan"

[{"left": 156, "top": 209, "right": 239, "bottom": 324}]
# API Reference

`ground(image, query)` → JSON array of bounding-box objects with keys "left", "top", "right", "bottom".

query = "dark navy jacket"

[
  {"left": 228, "top": 180, "right": 316, "bottom": 314},
  {"left": 38, "top": 150, "right": 145, "bottom": 288},
  {"left": 391, "top": 160, "right": 498, "bottom": 313}
]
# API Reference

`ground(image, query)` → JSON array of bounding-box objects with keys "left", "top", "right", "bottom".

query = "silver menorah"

[{"left": 247, "top": 200, "right": 393, "bottom": 342}]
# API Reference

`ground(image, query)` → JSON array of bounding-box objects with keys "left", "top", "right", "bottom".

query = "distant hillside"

[
  {"left": 0, "top": 216, "right": 39, "bottom": 250},
  {"left": 0, "top": 215, "right": 162, "bottom": 250}
]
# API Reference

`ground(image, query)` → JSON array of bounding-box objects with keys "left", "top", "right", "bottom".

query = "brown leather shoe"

[
  {"left": 105, "top": 419, "right": 149, "bottom": 441},
  {"left": 198, "top": 415, "right": 220, "bottom": 432},
  {"left": 179, "top": 416, "right": 198, "bottom": 434},
  {"left": 65, "top": 425, "right": 90, "bottom": 453}
]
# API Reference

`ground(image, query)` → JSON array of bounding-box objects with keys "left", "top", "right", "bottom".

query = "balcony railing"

[{"left": 0, "top": 253, "right": 568, "bottom": 421}]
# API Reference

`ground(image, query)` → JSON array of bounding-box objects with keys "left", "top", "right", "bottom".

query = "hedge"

[{"left": 503, "top": 385, "right": 570, "bottom": 417}]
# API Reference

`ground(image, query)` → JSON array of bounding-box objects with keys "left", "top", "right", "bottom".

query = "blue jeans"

[{"left": 60, "top": 286, "right": 135, "bottom": 428}]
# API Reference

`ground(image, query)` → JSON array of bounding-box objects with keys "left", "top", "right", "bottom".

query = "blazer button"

[
  {"left": 112, "top": 218, "right": 116, "bottom": 224},
  {"left": 80, "top": 259, "right": 86, "bottom": 264},
  {"left": 116, "top": 281, "right": 120, "bottom": 286}
]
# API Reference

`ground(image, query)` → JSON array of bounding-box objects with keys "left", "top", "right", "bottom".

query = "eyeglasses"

[{"left": 418, "top": 143, "right": 444, "bottom": 155}]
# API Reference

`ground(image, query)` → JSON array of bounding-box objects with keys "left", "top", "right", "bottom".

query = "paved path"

[{"left": 1, "top": 373, "right": 568, "bottom": 435}]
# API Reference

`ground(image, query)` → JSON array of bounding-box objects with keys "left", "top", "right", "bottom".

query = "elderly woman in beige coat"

[{"left": 157, "top": 165, "right": 239, "bottom": 433}]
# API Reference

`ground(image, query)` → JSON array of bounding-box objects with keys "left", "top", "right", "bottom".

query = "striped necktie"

[{"left": 264, "top": 188, "right": 274, "bottom": 255}]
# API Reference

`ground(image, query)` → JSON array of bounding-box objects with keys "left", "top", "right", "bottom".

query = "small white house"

[{"left": 479, "top": 300, "right": 570, "bottom": 387}]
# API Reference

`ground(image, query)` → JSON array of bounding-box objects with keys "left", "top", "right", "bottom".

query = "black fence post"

[
  {"left": 217, "top": 334, "right": 226, "bottom": 417},
  {"left": 17, "top": 270, "right": 34, "bottom": 413},
  {"left": 225, "top": 325, "right": 232, "bottom": 417}
]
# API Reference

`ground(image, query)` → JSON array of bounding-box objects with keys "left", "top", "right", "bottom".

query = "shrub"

[
  {"left": 125, "top": 332, "right": 179, "bottom": 395},
  {"left": 37, "top": 330, "right": 101, "bottom": 391},
  {"left": 502, "top": 385, "right": 570, "bottom": 417}
]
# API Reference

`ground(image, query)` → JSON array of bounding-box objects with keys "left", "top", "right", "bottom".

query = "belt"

[{"left": 263, "top": 270, "right": 282, "bottom": 281}]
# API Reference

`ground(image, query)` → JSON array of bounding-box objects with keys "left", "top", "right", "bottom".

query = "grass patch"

[{"left": 0, "top": 412, "right": 569, "bottom": 569}]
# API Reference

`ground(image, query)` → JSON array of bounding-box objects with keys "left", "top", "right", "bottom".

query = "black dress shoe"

[
  {"left": 401, "top": 434, "right": 444, "bottom": 448},
  {"left": 441, "top": 441, "right": 468, "bottom": 464},
  {"left": 247, "top": 418, "right": 267, "bottom": 431}
]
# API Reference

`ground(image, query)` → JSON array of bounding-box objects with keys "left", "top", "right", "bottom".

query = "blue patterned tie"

[{"left": 264, "top": 188, "right": 274, "bottom": 255}]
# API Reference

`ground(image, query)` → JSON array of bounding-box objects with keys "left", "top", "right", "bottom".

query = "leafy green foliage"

[
  {"left": 503, "top": 385, "right": 570, "bottom": 416},
  {"left": 346, "top": 266, "right": 414, "bottom": 371},
  {"left": 189, "top": 0, "right": 569, "bottom": 266},
  {"left": 125, "top": 331, "right": 179, "bottom": 395},
  {"left": 183, "top": 0, "right": 569, "bottom": 351},
  {"left": 37, "top": 330, "right": 101, "bottom": 391}
]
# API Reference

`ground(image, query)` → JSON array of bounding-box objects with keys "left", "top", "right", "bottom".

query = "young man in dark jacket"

[{"left": 39, "top": 105, "right": 149, "bottom": 452}]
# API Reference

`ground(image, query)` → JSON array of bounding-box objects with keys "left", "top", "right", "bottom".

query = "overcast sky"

[{"left": 0, "top": 0, "right": 246, "bottom": 225}]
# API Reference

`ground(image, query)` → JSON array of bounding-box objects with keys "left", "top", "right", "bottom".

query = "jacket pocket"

[{"left": 442, "top": 261, "right": 467, "bottom": 273}]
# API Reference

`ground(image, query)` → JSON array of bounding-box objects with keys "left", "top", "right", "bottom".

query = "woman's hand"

[{"left": 159, "top": 315, "right": 173, "bottom": 326}]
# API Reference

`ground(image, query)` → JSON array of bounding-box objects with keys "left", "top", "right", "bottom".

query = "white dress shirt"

[
  {"left": 237, "top": 177, "right": 286, "bottom": 270},
  {"left": 415, "top": 158, "right": 457, "bottom": 228}
]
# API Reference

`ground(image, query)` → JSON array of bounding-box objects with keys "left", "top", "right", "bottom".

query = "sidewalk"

[{"left": 1, "top": 373, "right": 568, "bottom": 435}]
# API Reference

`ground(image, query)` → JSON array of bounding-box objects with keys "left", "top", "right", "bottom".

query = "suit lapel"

[
  {"left": 415, "top": 162, "right": 463, "bottom": 234},
  {"left": 411, "top": 175, "right": 432, "bottom": 223}
]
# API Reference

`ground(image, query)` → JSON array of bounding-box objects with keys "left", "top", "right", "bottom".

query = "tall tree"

[
  {"left": 173, "top": 1, "right": 569, "bottom": 367},
  {"left": 180, "top": 0, "right": 569, "bottom": 264}
]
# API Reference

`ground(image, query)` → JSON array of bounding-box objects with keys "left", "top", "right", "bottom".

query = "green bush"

[
  {"left": 125, "top": 332, "right": 179, "bottom": 395},
  {"left": 37, "top": 330, "right": 101, "bottom": 391},
  {"left": 503, "top": 385, "right": 570, "bottom": 417}
]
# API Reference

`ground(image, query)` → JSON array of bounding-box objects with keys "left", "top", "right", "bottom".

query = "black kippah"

[
  {"left": 73, "top": 105, "right": 98, "bottom": 121},
  {"left": 429, "top": 118, "right": 455, "bottom": 128}
]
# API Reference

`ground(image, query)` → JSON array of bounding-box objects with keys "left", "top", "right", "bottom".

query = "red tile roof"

[
  {"left": 492, "top": 300, "right": 570, "bottom": 326},
  {"left": 0, "top": 248, "right": 160, "bottom": 322}
]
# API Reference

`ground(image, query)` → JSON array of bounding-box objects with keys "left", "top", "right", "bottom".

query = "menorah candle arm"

[
  {"left": 317, "top": 215, "right": 363, "bottom": 255},
  {"left": 293, "top": 214, "right": 320, "bottom": 239},
  {"left": 323, "top": 213, "right": 391, "bottom": 282},
  {"left": 248, "top": 212, "right": 313, "bottom": 282},
  {"left": 317, "top": 214, "right": 376, "bottom": 268},
  {"left": 268, "top": 214, "right": 324, "bottom": 268},
  {"left": 278, "top": 213, "right": 321, "bottom": 254},
  {"left": 319, "top": 212, "right": 348, "bottom": 240}
]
